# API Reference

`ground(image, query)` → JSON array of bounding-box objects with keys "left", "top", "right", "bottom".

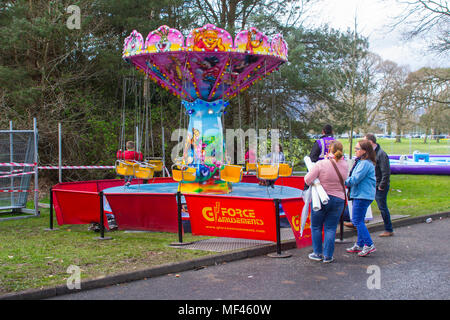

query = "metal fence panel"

[{"left": 0, "top": 131, "right": 35, "bottom": 210}]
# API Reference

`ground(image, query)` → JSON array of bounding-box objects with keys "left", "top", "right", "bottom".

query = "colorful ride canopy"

[{"left": 122, "top": 24, "right": 288, "bottom": 102}]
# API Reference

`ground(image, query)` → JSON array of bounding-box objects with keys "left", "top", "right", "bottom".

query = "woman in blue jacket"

[{"left": 345, "top": 140, "right": 377, "bottom": 257}]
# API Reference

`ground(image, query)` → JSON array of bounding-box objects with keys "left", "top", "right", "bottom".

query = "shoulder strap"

[{"left": 329, "top": 159, "right": 347, "bottom": 201}]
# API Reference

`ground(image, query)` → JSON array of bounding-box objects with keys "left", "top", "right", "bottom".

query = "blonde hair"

[
  {"left": 330, "top": 140, "right": 344, "bottom": 161},
  {"left": 126, "top": 141, "right": 135, "bottom": 150}
]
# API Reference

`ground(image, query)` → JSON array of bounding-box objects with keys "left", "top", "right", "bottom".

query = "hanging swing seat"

[
  {"left": 115, "top": 160, "right": 139, "bottom": 176},
  {"left": 171, "top": 164, "right": 197, "bottom": 182},
  {"left": 182, "top": 166, "right": 197, "bottom": 182},
  {"left": 245, "top": 162, "right": 257, "bottom": 173},
  {"left": 171, "top": 164, "right": 183, "bottom": 182},
  {"left": 278, "top": 162, "right": 293, "bottom": 177},
  {"left": 220, "top": 164, "right": 244, "bottom": 184},
  {"left": 256, "top": 164, "right": 279, "bottom": 181},
  {"left": 145, "top": 158, "right": 164, "bottom": 172},
  {"left": 134, "top": 162, "right": 156, "bottom": 180}
]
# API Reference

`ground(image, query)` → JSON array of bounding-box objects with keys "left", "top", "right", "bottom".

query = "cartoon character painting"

[
  {"left": 198, "top": 56, "right": 221, "bottom": 91},
  {"left": 271, "top": 34, "right": 288, "bottom": 60},
  {"left": 246, "top": 28, "right": 263, "bottom": 53},
  {"left": 123, "top": 30, "right": 144, "bottom": 56},
  {"left": 193, "top": 29, "right": 225, "bottom": 52},
  {"left": 168, "top": 56, "right": 183, "bottom": 81},
  {"left": 154, "top": 27, "right": 171, "bottom": 52},
  {"left": 145, "top": 25, "right": 184, "bottom": 53},
  {"left": 232, "top": 55, "right": 259, "bottom": 74}
]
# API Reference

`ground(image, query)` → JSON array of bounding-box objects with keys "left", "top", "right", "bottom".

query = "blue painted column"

[{"left": 182, "top": 99, "right": 229, "bottom": 182}]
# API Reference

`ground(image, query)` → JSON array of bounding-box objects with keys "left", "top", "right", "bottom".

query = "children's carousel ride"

[
  {"left": 52, "top": 24, "right": 310, "bottom": 249},
  {"left": 119, "top": 23, "right": 289, "bottom": 194}
]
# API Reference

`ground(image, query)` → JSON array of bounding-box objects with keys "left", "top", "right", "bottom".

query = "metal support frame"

[
  {"left": 267, "top": 198, "right": 292, "bottom": 258},
  {"left": 170, "top": 192, "right": 193, "bottom": 247},
  {"left": 335, "top": 205, "right": 351, "bottom": 244},
  {"left": 44, "top": 186, "right": 58, "bottom": 231},
  {"left": 94, "top": 191, "right": 112, "bottom": 240},
  {"left": 0, "top": 118, "right": 40, "bottom": 221}
]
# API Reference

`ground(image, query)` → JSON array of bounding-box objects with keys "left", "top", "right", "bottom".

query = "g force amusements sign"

[{"left": 184, "top": 195, "right": 278, "bottom": 242}]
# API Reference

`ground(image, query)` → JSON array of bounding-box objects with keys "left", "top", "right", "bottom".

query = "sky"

[{"left": 304, "top": 0, "right": 449, "bottom": 71}]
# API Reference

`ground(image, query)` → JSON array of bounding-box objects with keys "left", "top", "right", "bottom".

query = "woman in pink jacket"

[{"left": 304, "top": 141, "right": 348, "bottom": 263}]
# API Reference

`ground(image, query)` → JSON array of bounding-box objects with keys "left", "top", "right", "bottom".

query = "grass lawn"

[
  {"left": 382, "top": 175, "right": 450, "bottom": 217},
  {"left": 339, "top": 138, "right": 450, "bottom": 156},
  {"left": 0, "top": 174, "right": 448, "bottom": 295},
  {"left": 0, "top": 210, "right": 214, "bottom": 295}
]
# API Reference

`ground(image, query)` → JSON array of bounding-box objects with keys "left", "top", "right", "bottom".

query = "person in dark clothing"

[
  {"left": 304, "top": 124, "right": 335, "bottom": 192},
  {"left": 309, "top": 124, "right": 335, "bottom": 163},
  {"left": 365, "top": 134, "right": 394, "bottom": 237}
]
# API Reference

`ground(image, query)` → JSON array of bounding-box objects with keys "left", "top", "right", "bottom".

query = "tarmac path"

[{"left": 51, "top": 217, "right": 449, "bottom": 300}]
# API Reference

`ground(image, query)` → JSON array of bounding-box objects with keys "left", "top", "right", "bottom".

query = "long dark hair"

[{"left": 357, "top": 139, "right": 376, "bottom": 165}]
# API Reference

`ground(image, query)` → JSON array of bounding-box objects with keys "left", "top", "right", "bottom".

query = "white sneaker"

[
  {"left": 323, "top": 257, "right": 334, "bottom": 263},
  {"left": 308, "top": 253, "right": 323, "bottom": 261},
  {"left": 346, "top": 243, "right": 363, "bottom": 253},
  {"left": 358, "top": 244, "right": 376, "bottom": 257}
]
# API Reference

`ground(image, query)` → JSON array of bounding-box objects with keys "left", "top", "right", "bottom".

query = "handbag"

[{"left": 329, "top": 159, "right": 348, "bottom": 215}]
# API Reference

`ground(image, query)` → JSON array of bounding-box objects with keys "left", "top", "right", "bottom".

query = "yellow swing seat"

[
  {"left": 171, "top": 164, "right": 183, "bottom": 182},
  {"left": 278, "top": 162, "right": 293, "bottom": 177},
  {"left": 115, "top": 160, "right": 139, "bottom": 176},
  {"left": 256, "top": 163, "right": 279, "bottom": 181},
  {"left": 134, "top": 162, "right": 155, "bottom": 180},
  {"left": 145, "top": 158, "right": 164, "bottom": 172},
  {"left": 220, "top": 164, "right": 244, "bottom": 184},
  {"left": 171, "top": 164, "right": 197, "bottom": 182},
  {"left": 182, "top": 166, "right": 197, "bottom": 182},
  {"left": 245, "top": 162, "right": 257, "bottom": 173}
]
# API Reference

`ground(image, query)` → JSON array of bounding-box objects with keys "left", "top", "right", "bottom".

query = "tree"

[
  {"left": 0, "top": 0, "right": 190, "bottom": 183},
  {"left": 326, "top": 20, "right": 372, "bottom": 157},
  {"left": 191, "top": 0, "right": 313, "bottom": 34},
  {"left": 2, "top": 0, "right": 401, "bottom": 181},
  {"left": 286, "top": 19, "right": 372, "bottom": 158},
  {"left": 391, "top": 0, "right": 450, "bottom": 54},
  {"left": 374, "top": 61, "right": 418, "bottom": 142},
  {"left": 408, "top": 67, "right": 450, "bottom": 142}
]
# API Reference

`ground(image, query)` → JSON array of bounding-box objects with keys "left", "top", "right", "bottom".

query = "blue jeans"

[
  {"left": 311, "top": 196, "right": 345, "bottom": 259},
  {"left": 352, "top": 199, "right": 374, "bottom": 247},
  {"left": 375, "top": 184, "right": 393, "bottom": 232}
]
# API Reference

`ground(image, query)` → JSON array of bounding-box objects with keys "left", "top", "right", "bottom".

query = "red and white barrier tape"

[
  {"left": 0, "top": 189, "right": 39, "bottom": 193},
  {"left": 0, "top": 162, "right": 36, "bottom": 167},
  {"left": 38, "top": 165, "right": 114, "bottom": 170},
  {"left": 0, "top": 171, "right": 35, "bottom": 179},
  {"left": 1, "top": 163, "right": 114, "bottom": 170}
]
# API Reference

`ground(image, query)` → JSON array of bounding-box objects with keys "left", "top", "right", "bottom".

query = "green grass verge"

[
  {"left": 383, "top": 175, "right": 450, "bottom": 217},
  {"left": 0, "top": 210, "right": 213, "bottom": 294},
  {"left": 0, "top": 174, "right": 448, "bottom": 294},
  {"left": 339, "top": 138, "right": 450, "bottom": 156}
]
